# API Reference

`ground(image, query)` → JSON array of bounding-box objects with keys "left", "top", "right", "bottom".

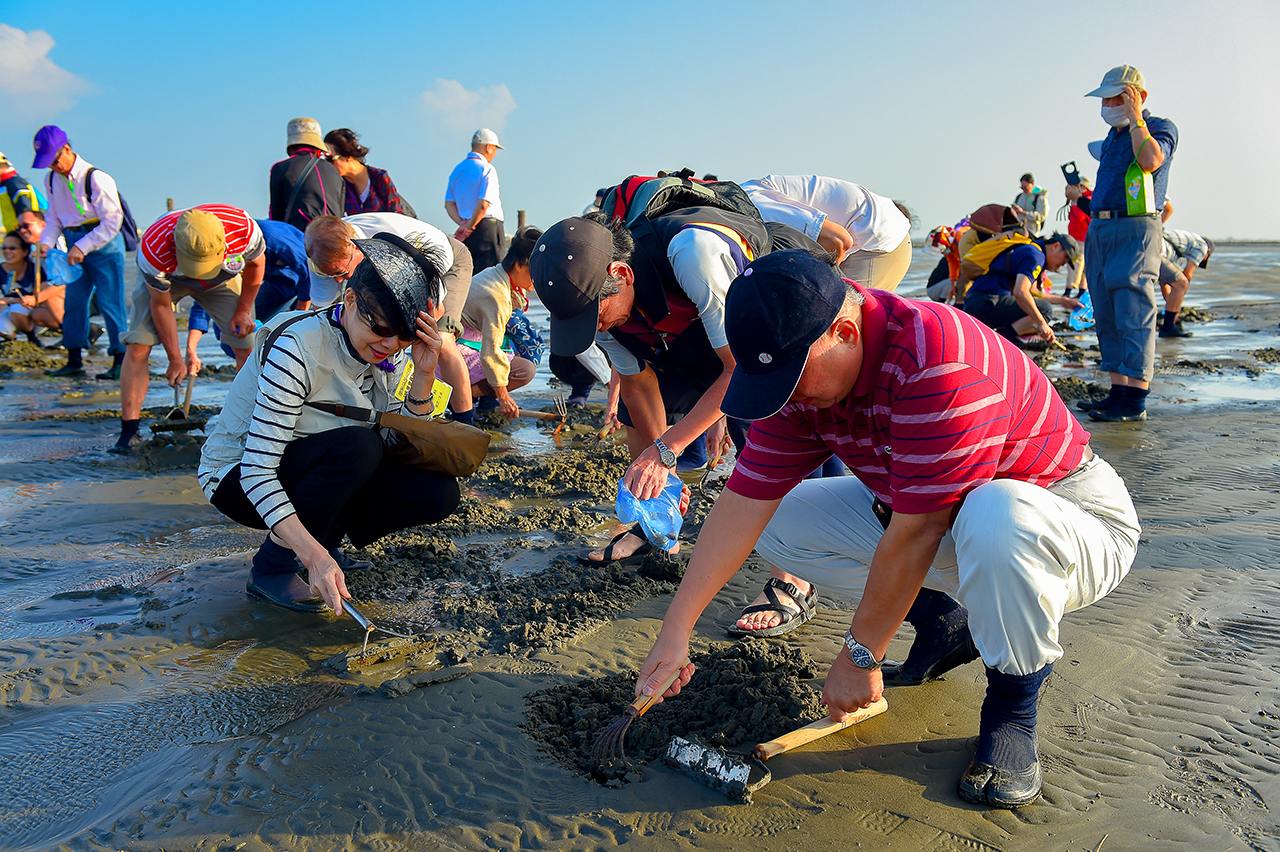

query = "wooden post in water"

[
  {"left": 517, "top": 210, "right": 526, "bottom": 231},
  {"left": 166, "top": 198, "right": 174, "bottom": 212}
]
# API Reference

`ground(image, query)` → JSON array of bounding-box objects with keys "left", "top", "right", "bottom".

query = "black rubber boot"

[
  {"left": 1088, "top": 385, "right": 1148, "bottom": 422},
  {"left": 246, "top": 537, "right": 328, "bottom": 613},
  {"left": 881, "top": 588, "right": 981, "bottom": 686},
  {"left": 329, "top": 547, "right": 373, "bottom": 571},
  {"left": 1158, "top": 310, "right": 1193, "bottom": 338},
  {"left": 1076, "top": 387, "right": 1119, "bottom": 412},
  {"left": 958, "top": 663, "right": 1052, "bottom": 808}
]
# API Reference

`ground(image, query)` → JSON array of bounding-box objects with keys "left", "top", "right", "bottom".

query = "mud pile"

[
  {"left": 1052, "top": 376, "right": 1109, "bottom": 401},
  {"left": 0, "top": 339, "right": 57, "bottom": 371},
  {"left": 347, "top": 539, "right": 684, "bottom": 655},
  {"left": 468, "top": 441, "right": 630, "bottom": 502},
  {"left": 523, "top": 641, "right": 826, "bottom": 785}
]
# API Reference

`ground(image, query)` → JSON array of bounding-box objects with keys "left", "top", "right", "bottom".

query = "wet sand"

[{"left": 1, "top": 246, "right": 1279, "bottom": 851}]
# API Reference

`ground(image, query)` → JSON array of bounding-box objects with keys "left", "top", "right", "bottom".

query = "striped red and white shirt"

[
  {"left": 727, "top": 286, "right": 1089, "bottom": 514},
  {"left": 138, "top": 204, "right": 264, "bottom": 290}
]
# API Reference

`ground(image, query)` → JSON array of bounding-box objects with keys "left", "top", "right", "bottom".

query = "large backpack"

[
  {"left": 78, "top": 168, "right": 140, "bottom": 252},
  {"left": 601, "top": 169, "right": 762, "bottom": 230}
]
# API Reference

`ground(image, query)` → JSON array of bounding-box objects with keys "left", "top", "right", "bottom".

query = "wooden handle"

[
  {"left": 181, "top": 374, "right": 195, "bottom": 417},
  {"left": 628, "top": 659, "right": 690, "bottom": 718},
  {"left": 753, "top": 697, "right": 887, "bottom": 761},
  {"left": 516, "top": 409, "right": 559, "bottom": 421}
]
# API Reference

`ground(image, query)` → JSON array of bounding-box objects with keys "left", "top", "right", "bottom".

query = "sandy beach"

[{"left": 2, "top": 245, "right": 1279, "bottom": 852}]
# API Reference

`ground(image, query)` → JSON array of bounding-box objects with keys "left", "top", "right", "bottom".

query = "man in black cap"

[
  {"left": 632, "top": 249, "right": 1139, "bottom": 808},
  {"left": 530, "top": 207, "right": 770, "bottom": 565},
  {"left": 963, "top": 232, "right": 1083, "bottom": 344}
]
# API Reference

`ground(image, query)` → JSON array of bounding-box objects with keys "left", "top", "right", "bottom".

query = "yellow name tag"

[{"left": 393, "top": 361, "right": 452, "bottom": 418}]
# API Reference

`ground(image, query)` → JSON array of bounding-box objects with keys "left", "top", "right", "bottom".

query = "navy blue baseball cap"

[
  {"left": 530, "top": 217, "right": 613, "bottom": 356},
  {"left": 722, "top": 249, "right": 847, "bottom": 421}
]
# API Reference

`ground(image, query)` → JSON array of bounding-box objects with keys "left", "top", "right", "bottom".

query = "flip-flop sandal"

[
  {"left": 726, "top": 577, "right": 818, "bottom": 638},
  {"left": 576, "top": 522, "right": 654, "bottom": 566}
]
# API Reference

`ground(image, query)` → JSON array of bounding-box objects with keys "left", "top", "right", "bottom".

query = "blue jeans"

[
  {"left": 1085, "top": 216, "right": 1159, "bottom": 382},
  {"left": 62, "top": 228, "right": 127, "bottom": 355}
]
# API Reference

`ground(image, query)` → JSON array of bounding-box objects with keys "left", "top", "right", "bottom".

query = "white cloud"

[
  {"left": 0, "top": 25, "right": 93, "bottom": 117},
  {"left": 420, "top": 79, "right": 516, "bottom": 136}
]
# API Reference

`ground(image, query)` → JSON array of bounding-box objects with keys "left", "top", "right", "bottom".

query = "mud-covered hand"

[
  {"left": 635, "top": 631, "right": 696, "bottom": 703},
  {"left": 821, "top": 649, "right": 883, "bottom": 722}
]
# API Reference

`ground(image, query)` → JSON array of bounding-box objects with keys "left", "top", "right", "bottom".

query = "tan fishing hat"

[
  {"left": 286, "top": 116, "right": 326, "bottom": 150},
  {"left": 1086, "top": 65, "right": 1145, "bottom": 98},
  {"left": 174, "top": 209, "right": 227, "bottom": 280}
]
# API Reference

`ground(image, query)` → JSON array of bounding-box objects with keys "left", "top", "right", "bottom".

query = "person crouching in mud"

[
  {"left": 198, "top": 233, "right": 461, "bottom": 613},
  {"left": 635, "top": 250, "right": 1140, "bottom": 808}
]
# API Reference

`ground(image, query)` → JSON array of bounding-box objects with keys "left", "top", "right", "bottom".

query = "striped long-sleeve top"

[
  {"left": 198, "top": 308, "right": 418, "bottom": 528},
  {"left": 726, "top": 287, "right": 1089, "bottom": 514}
]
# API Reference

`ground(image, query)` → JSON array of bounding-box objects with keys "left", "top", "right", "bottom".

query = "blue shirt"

[
  {"left": 255, "top": 219, "right": 310, "bottom": 302},
  {"left": 1093, "top": 109, "right": 1177, "bottom": 213},
  {"left": 969, "top": 243, "right": 1044, "bottom": 296},
  {"left": 444, "top": 152, "right": 503, "bottom": 221}
]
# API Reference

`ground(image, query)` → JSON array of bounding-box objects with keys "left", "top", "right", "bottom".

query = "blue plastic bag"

[
  {"left": 45, "top": 248, "right": 83, "bottom": 285},
  {"left": 615, "top": 473, "right": 683, "bottom": 553},
  {"left": 1069, "top": 290, "right": 1095, "bottom": 331}
]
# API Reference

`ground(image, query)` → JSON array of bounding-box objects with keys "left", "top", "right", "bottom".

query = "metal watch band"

[
  {"left": 844, "top": 630, "right": 883, "bottom": 670},
  {"left": 654, "top": 437, "right": 677, "bottom": 468}
]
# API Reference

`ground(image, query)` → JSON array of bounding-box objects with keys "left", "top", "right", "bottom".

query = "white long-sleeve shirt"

[{"left": 40, "top": 155, "right": 124, "bottom": 254}]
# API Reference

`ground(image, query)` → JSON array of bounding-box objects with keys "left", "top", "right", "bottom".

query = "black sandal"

[
  {"left": 576, "top": 522, "right": 654, "bottom": 566},
  {"left": 726, "top": 577, "right": 818, "bottom": 638}
]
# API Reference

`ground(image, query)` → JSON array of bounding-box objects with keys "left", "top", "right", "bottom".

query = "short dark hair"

[
  {"left": 324, "top": 128, "right": 369, "bottom": 163},
  {"left": 1020, "top": 173, "right": 1034, "bottom": 184},
  {"left": 17, "top": 209, "right": 44, "bottom": 222},
  {"left": 502, "top": 226, "right": 544, "bottom": 273}
]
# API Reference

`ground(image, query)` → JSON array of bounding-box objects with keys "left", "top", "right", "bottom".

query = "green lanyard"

[{"left": 65, "top": 174, "right": 87, "bottom": 217}]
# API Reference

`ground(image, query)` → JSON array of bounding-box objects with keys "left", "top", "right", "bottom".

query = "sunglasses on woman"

[{"left": 354, "top": 289, "right": 418, "bottom": 342}]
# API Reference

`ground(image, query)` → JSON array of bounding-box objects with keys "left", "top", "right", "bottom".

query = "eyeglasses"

[
  {"left": 353, "top": 289, "right": 417, "bottom": 342},
  {"left": 307, "top": 248, "right": 359, "bottom": 280},
  {"left": 15, "top": 222, "right": 35, "bottom": 231},
  {"left": 1, "top": 246, "right": 21, "bottom": 252}
]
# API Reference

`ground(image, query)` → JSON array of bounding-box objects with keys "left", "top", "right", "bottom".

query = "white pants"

[{"left": 755, "top": 456, "right": 1140, "bottom": 675}]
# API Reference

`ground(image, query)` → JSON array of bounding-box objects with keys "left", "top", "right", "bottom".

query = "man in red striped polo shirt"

[
  {"left": 112, "top": 204, "right": 265, "bottom": 453},
  {"left": 636, "top": 250, "right": 1140, "bottom": 808}
]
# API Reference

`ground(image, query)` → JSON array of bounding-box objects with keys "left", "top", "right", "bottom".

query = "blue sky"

[{"left": 3, "top": 1, "right": 1278, "bottom": 241}]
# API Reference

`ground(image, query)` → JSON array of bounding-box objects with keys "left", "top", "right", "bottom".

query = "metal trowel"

[
  {"left": 344, "top": 600, "right": 418, "bottom": 656},
  {"left": 664, "top": 697, "right": 888, "bottom": 803}
]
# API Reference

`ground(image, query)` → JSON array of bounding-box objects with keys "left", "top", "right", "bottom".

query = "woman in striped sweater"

[{"left": 199, "top": 233, "right": 461, "bottom": 613}]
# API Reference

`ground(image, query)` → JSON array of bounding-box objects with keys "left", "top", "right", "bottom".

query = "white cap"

[{"left": 472, "top": 128, "right": 503, "bottom": 149}]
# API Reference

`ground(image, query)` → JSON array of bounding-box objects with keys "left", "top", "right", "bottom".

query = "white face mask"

[{"left": 1102, "top": 104, "right": 1130, "bottom": 128}]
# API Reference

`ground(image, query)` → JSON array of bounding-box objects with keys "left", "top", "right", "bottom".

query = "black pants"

[
  {"left": 616, "top": 362, "right": 749, "bottom": 452},
  {"left": 210, "top": 427, "right": 460, "bottom": 567},
  {"left": 964, "top": 291, "right": 1056, "bottom": 341},
  {"left": 549, "top": 353, "right": 599, "bottom": 398},
  {"left": 463, "top": 218, "right": 506, "bottom": 272}
]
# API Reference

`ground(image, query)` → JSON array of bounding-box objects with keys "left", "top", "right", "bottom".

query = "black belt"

[{"left": 1094, "top": 209, "right": 1156, "bottom": 220}]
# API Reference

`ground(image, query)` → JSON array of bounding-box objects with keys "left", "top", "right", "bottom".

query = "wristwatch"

[
  {"left": 843, "top": 630, "right": 883, "bottom": 670},
  {"left": 654, "top": 437, "right": 677, "bottom": 469}
]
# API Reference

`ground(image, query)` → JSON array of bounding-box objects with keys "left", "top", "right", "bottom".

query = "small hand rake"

[{"left": 591, "top": 661, "right": 689, "bottom": 767}]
